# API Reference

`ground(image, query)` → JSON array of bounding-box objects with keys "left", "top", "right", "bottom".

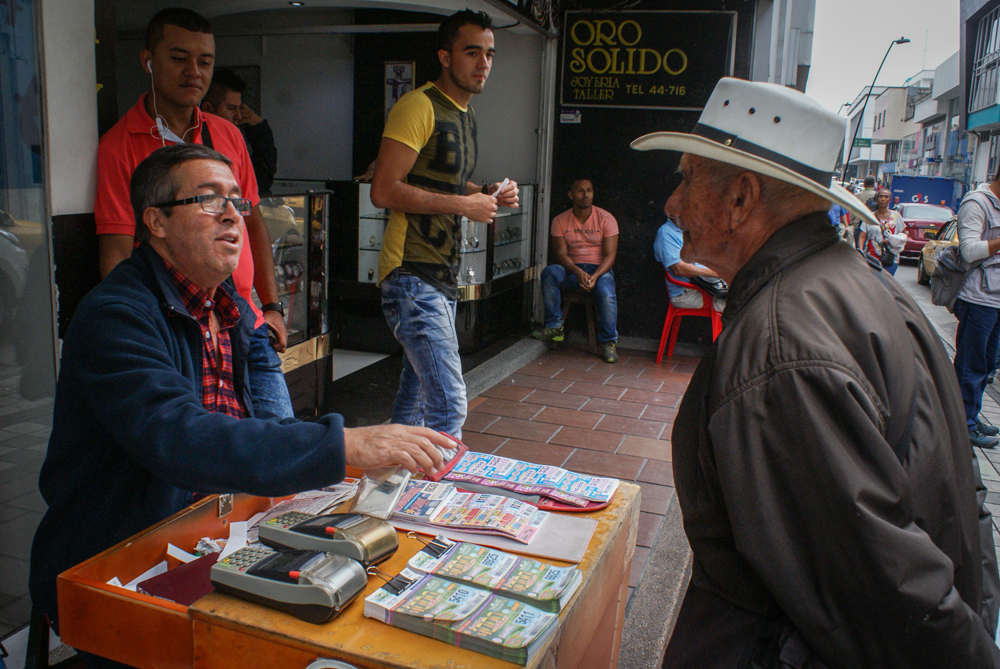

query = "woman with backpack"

[{"left": 858, "top": 188, "right": 907, "bottom": 275}]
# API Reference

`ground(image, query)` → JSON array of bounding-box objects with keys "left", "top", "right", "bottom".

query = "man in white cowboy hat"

[{"left": 633, "top": 78, "right": 1000, "bottom": 668}]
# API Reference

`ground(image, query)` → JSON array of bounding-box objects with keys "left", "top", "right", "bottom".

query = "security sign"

[{"left": 561, "top": 11, "right": 736, "bottom": 110}]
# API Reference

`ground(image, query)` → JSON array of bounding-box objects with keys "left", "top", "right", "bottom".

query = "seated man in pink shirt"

[{"left": 532, "top": 178, "right": 619, "bottom": 363}]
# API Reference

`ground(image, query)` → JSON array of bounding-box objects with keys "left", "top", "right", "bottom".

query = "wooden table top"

[{"left": 188, "top": 482, "right": 641, "bottom": 669}]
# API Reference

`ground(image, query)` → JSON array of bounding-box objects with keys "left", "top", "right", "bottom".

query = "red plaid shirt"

[{"left": 164, "top": 262, "right": 248, "bottom": 419}]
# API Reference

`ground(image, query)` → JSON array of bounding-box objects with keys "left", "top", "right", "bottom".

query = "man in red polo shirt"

[{"left": 94, "top": 8, "right": 293, "bottom": 419}]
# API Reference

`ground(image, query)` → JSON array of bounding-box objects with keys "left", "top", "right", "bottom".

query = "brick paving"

[{"left": 464, "top": 344, "right": 692, "bottom": 604}]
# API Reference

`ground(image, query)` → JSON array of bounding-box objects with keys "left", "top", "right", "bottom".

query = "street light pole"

[{"left": 840, "top": 37, "right": 910, "bottom": 185}]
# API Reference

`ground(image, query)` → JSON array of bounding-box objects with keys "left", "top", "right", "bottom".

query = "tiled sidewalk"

[{"left": 461, "top": 344, "right": 693, "bottom": 603}]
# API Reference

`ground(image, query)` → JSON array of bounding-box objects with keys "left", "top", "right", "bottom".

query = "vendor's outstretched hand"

[{"left": 343, "top": 425, "right": 457, "bottom": 475}]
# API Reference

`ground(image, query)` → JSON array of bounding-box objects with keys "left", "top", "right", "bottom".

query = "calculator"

[
  {"left": 258, "top": 512, "right": 398, "bottom": 566},
  {"left": 210, "top": 545, "right": 368, "bottom": 624}
]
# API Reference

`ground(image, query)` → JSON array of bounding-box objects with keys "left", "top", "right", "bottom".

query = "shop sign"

[{"left": 561, "top": 11, "right": 736, "bottom": 110}]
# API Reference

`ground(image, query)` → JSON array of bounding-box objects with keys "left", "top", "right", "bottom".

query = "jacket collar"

[
  {"left": 723, "top": 212, "right": 841, "bottom": 326},
  {"left": 132, "top": 243, "right": 239, "bottom": 320}
]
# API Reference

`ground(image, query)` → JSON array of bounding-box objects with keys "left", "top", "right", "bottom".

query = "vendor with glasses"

[{"left": 30, "top": 145, "right": 456, "bottom": 666}]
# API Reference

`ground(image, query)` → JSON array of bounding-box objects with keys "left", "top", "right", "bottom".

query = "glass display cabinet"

[
  {"left": 258, "top": 188, "right": 331, "bottom": 418},
  {"left": 455, "top": 184, "right": 535, "bottom": 289},
  {"left": 326, "top": 182, "right": 537, "bottom": 352}
]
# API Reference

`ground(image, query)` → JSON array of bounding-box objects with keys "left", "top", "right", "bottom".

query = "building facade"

[
  {"left": 962, "top": 0, "right": 1000, "bottom": 184},
  {"left": 872, "top": 85, "right": 923, "bottom": 180}
]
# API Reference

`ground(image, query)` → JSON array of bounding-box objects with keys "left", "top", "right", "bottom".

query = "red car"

[{"left": 896, "top": 202, "right": 956, "bottom": 258}]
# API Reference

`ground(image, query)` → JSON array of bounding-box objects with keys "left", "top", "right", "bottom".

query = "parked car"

[
  {"left": 916, "top": 215, "right": 958, "bottom": 285},
  {"left": 896, "top": 202, "right": 955, "bottom": 259}
]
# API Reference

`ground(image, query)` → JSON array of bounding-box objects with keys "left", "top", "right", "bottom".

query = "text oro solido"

[{"left": 566, "top": 19, "right": 689, "bottom": 101}]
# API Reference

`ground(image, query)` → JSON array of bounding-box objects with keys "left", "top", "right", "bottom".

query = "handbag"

[
  {"left": 931, "top": 245, "right": 983, "bottom": 311},
  {"left": 874, "top": 216, "right": 895, "bottom": 268},
  {"left": 690, "top": 275, "right": 729, "bottom": 298}
]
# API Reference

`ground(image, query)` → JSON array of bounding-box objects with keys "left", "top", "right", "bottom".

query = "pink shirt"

[{"left": 550, "top": 206, "right": 619, "bottom": 265}]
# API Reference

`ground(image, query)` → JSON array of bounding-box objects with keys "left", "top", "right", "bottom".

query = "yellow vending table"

[{"left": 57, "top": 483, "right": 640, "bottom": 669}]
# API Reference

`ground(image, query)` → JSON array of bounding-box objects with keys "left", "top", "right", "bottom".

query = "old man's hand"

[{"left": 343, "top": 425, "right": 457, "bottom": 475}]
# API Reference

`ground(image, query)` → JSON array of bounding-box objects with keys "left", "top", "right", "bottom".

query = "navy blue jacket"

[{"left": 30, "top": 244, "right": 347, "bottom": 627}]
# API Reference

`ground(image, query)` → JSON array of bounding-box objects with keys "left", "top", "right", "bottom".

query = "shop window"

[
  {"left": 0, "top": 0, "right": 57, "bottom": 640},
  {"left": 971, "top": 4, "right": 1000, "bottom": 113}
]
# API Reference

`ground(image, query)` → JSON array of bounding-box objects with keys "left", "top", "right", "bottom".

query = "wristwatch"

[{"left": 261, "top": 301, "right": 285, "bottom": 317}]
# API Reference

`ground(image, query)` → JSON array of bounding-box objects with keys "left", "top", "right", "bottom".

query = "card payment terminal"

[
  {"left": 258, "top": 512, "right": 398, "bottom": 565},
  {"left": 210, "top": 545, "right": 368, "bottom": 624}
]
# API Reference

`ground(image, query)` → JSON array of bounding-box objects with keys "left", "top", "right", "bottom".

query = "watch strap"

[{"left": 261, "top": 301, "right": 284, "bottom": 316}]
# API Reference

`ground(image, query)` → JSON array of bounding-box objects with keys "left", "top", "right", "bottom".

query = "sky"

[{"left": 806, "top": 0, "right": 961, "bottom": 114}]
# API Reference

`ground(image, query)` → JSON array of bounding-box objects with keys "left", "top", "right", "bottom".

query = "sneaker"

[
  {"left": 532, "top": 326, "right": 564, "bottom": 342},
  {"left": 601, "top": 342, "right": 618, "bottom": 363},
  {"left": 969, "top": 428, "right": 999, "bottom": 449},
  {"left": 977, "top": 420, "right": 1000, "bottom": 437}
]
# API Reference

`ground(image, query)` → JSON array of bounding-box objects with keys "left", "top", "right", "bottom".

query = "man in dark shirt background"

[{"left": 201, "top": 67, "right": 278, "bottom": 195}]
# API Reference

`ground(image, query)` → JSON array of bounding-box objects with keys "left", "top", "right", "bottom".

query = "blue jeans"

[
  {"left": 381, "top": 271, "right": 466, "bottom": 438},
  {"left": 247, "top": 322, "right": 294, "bottom": 420},
  {"left": 954, "top": 298, "right": 1000, "bottom": 430},
  {"left": 541, "top": 263, "right": 618, "bottom": 343}
]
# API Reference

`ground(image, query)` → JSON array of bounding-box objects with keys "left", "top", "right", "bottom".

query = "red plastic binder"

[{"left": 422, "top": 432, "right": 469, "bottom": 482}]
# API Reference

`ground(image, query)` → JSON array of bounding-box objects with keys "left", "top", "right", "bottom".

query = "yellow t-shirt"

[{"left": 377, "top": 83, "right": 478, "bottom": 298}]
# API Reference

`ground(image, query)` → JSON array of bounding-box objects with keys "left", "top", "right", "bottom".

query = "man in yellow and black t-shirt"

[{"left": 371, "top": 10, "right": 518, "bottom": 438}]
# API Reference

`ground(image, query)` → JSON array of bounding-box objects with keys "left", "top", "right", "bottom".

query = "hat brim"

[{"left": 631, "top": 132, "right": 878, "bottom": 229}]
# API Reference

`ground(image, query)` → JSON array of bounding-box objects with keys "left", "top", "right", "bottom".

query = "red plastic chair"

[{"left": 656, "top": 270, "right": 723, "bottom": 364}]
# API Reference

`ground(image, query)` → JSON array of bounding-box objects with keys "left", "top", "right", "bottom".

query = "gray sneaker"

[
  {"left": 532, "top": 326, "right": 564, "bottom": 342},
  {"left": 969, "top": 428, "right": 999, "bottom": 449},
  {"left": 976, "top": 420, "right": 1000, "bottom": 437},
  {"left": 601, "top": 342, "right": 618, "bottom": 363}
]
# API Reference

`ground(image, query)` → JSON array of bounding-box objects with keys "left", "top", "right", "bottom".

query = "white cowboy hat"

[{"left": 631, "top": 77, "right": 877, "bottom": 228}]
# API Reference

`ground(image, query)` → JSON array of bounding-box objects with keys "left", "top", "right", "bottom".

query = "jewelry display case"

[
  {"left": 317, "top": 181, "right": 537, "bottom": 353},
  {"left": 258, "top": 188, "right": 332, "bottom": 417}
]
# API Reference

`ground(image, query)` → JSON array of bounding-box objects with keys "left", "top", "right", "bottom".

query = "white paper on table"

[
  {"left": 106, "top": 577, "right": 123, "bottom": 587},
  {"left": 389, "top": 512, "right": 597, "bottom": 563},
  {"left": 219, "top": 521, "right": 248, "bottom": 559},
  {"left": 167, "top": 543, "right": 198, "bottom": 564},
  {"left": 252, "top": 486, "right": 359, "bottom": 531},
  {"left": 244, "top": 511, "right": 268, "bottom": 543},
  {"left": 247, "top": 511, "right": 267, "bottom": 527},
  {"left": 122, "top": 560, "right": 167, "bottom": 591}
]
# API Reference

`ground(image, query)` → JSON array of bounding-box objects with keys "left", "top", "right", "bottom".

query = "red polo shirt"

[{"left": 95, "top": 93, "right": 264, "bottom": 328}]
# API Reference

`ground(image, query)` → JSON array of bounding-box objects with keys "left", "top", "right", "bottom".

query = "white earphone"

[{"left": 146, "top": 58, "right": 198, "bottom": 146}]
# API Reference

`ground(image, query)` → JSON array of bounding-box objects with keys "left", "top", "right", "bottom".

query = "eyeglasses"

[{"left": 153, "top": 194, "right": 252, "bottom": 216}]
